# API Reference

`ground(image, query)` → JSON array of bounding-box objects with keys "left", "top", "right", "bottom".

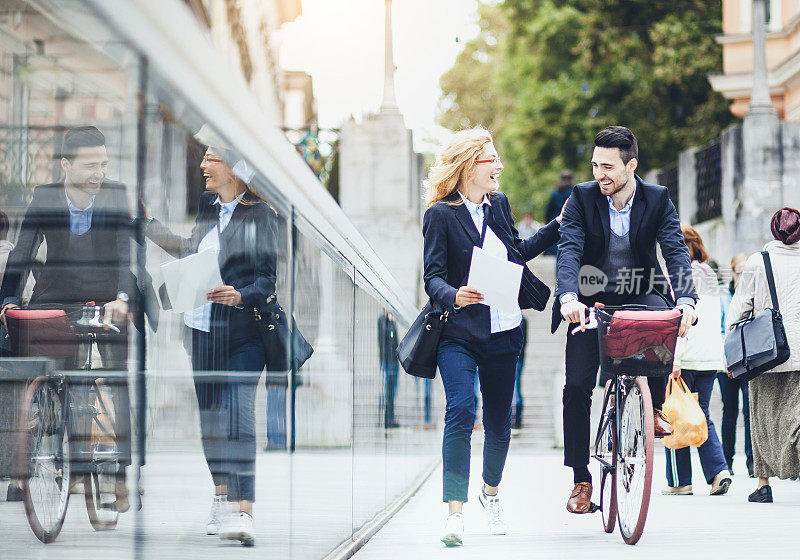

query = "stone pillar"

[{"left": 738, "top": 0, "right": 782, "bottom": 253}]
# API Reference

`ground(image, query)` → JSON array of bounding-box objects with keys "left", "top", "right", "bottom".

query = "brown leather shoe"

[
  {"left": 566, "top": 482, "right": 593, "bottom": 514},
  {"left": 654, "top": 409, "right": 673, "bottom": 438}
]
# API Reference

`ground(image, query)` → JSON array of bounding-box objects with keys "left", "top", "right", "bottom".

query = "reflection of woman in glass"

[
  {"left": 422, "top": 128, "right": 561, "bottom": 546},
  {"left": 145, "top": 146, "right": 276, "bottom": 547}
]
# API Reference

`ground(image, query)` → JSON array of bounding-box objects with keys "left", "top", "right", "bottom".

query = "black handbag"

[
  {"left": 395, "top": 300, "right": 448, "bottom": 379},
  {"left": 253, "top": 294, "right": 314, "bottom": 372},
  {"left": 724, "top": 251, "right": 790, "bottom": 381}
]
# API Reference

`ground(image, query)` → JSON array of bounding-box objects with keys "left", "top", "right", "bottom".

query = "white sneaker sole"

[
  {"left": 488, "top": 525, "right": 507, "bottom": 535},
  {"left": 206, "top": 524, "right": 219, "bottom": 535},
  {"left": 441, "top": 532, "right": 462, "bottom": 547}
]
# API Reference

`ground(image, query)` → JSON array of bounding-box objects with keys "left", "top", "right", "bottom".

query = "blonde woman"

[{"left": 423, "top": 128, "right": 561, "bottom": 546}]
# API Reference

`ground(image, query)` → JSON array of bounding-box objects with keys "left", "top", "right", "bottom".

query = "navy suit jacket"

[
  {"left": 145, "top": 190, "right": 278, "bottom": 312},
  {"left": 551, "top": 175, "right": 697, "bottom": 333},
  {"left": 423, "top": 191, "right": 559, "bottom": 343}
]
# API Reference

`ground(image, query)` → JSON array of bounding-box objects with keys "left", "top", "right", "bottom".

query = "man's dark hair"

[
  {"left": 594, "top": 126, "right": 638, "bottom": 165},
  {"left": 61, "top": 126, "right": 105, "bottom": 160},
  {"left": 0, "top": 209, "right": 8, "bottom": 240}
]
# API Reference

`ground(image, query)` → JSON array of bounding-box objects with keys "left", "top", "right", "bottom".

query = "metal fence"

[
  {"left": 657, "top": 162, "right": 679, "bottom": 215},
  {"left": 694, "top": 139, "right": 722, "bottom": 223}
]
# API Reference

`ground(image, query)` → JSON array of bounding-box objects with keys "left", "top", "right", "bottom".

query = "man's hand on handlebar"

[
  {"left": 676, "top": 303, "right": 696, "bottom": 338},
  {"left": 103, "top": 299, "right": 129, "bottom": 329},
  {"left": 561, "top": 299, "right": 588, "bottom": 331},
  {"left": 0, "top": 303, "right": 19, "bottom": 328}
]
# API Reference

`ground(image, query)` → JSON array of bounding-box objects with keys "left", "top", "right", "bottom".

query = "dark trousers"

[
  {"left": 665, "top": 370, "right": 729, "bottom": 486},
  {"left": 513, "top": 359, "right": 524, "bottom": 429},
  {"left": 563, "top": 292, "right": 669, "bottom": 481},
  {"left": 382, "top": 361, "right": 399, "bottom": 427},
  {"left": 191, "top": 328, "right": 265, "bottom": 502},
  {"left": 438, "top": 327, "right": 523, "bottom": 502},
  {"left": 716, "top": 372, "right": 753, "bottom": 471},
  {"left": 68, "top": 327, "right": 131, "bottom": 476}
]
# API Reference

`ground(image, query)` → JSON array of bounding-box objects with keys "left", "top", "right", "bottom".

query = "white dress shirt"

[
  {"left": 184, "top": 194, "right": 243, "bottom": 332},
  {"left": 459, "top": 192, "right": 522, "bottom": 333},
  {"left": 607, "top": 186, "right": 635, "bottom": 236}
]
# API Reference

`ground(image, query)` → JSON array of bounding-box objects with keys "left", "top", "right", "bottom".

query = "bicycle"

[
  {"left": 586, "top": 303, "right": 683, "bottom": 545},
  {"left": 8, "top": 305, "right": 128, "bottom": 543}
]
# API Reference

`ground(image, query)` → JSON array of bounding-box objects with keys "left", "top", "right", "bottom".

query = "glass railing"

[{"left": 0, "top": 1, "right": 438, "bottom": 556}]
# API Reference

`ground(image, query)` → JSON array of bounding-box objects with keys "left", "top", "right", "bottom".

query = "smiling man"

[
  {"left": 0, "top": 125, "right": 134, "bottom": 510},
  {"left": 552, "top": 126, "right": 698, "bottom": 515}
]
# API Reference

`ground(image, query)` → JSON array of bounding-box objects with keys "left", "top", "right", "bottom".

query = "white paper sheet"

[
  {"left": 160, "top": 247, "right": 223, "bottom": 313},
  {"left": 466, "top": 247, "right": 523, "bottom": 314}
]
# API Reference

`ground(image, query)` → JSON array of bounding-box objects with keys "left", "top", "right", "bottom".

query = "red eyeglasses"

[{"left": 475, "top": 155, "right": 501, "bottom": 164}]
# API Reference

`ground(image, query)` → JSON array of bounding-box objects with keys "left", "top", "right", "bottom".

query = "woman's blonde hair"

[{"left": 424, "top": 127, "right": 493, "bottom": 207}]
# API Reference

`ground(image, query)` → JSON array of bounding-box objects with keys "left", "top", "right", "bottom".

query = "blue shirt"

[
  {"left": 607, "top": 187, "right": 634, "bottom": 237},
  {"left": 65, "top": 189, "right": 95, "bottom": 235}
]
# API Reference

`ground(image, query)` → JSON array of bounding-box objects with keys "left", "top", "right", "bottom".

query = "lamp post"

[{"left": 738, "top": 0, "right": 782, "bottom": 253}]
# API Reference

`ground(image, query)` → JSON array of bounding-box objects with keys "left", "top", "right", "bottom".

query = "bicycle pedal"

[{"left": 588, "top": 502, "right": 601, "bottom": 513}]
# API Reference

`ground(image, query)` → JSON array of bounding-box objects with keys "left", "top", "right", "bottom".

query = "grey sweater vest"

[{"left": 602, "top": 231, "right": 635, "bottom": 293}]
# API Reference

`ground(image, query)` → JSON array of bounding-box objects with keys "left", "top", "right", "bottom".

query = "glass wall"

[{"left": 0, "top": 1, "right": 439, "bottom": 557}]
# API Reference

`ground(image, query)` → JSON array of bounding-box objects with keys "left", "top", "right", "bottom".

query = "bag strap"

[{"left": 761, "top": 251, "right": 781, "bottom": 313}]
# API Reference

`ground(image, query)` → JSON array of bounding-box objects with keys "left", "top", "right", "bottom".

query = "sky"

[{"left": 279, "top": 0, "right": 481, "bottom": 152}]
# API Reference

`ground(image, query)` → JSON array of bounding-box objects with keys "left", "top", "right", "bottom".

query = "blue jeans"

[
  {"left": 716, "top": 372, "right": 753, "bottom": 470},
  {"left": 665, "top": 369, "right": 729, "bottom": 486},
  {"left": 438, "top": 327, "right": 523, "bottom": 502},
  {"left": 383, "top": 361, "right": 399, "bottom": 426},
  {"left": 191, "top": 329, "right": 265, "bottom": 502},
  {"left": 266, "top": 385, "right": 287, "bottom": 449}
]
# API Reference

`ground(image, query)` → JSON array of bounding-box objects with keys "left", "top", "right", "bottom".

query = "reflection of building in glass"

[{"left": 0, "top": 0, "right": 435, "bottom": 556}]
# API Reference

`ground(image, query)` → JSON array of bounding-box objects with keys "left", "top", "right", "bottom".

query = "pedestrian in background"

[
  {"left": 663, "top": 225, "right": 731, "bottom": 496},
  {"left": 378, "top": 310, "right": 400, "bottom": 428},
  {"left": 512, "top": 315, "right": 528, "bottom": 432},
  {"left": 718, "top": 252, "right": 753, "bottom": 477},
  {"left": 422, "top": 127, "right": 560, "bottom": 546},
  {"left": 543, "top": 170, "right": 573, "bottom": 255},
  {"left": 727, "top": 207, "right": 800, "bottom": 503}
]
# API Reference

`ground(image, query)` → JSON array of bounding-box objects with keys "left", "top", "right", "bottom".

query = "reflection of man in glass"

[
  {"left": 0, "top": 126, "right": 133, "bottom": 510},
  {"left": 378, "top": 310, "right": 399, "bottom": 428}
]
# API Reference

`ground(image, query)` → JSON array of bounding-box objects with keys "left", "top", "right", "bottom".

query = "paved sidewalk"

[{"left": 354, "top": 447, "right": 800, "bottom": 560}]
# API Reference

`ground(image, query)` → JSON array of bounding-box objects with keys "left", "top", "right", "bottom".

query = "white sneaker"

[
  {"left": 219, "top": 511, "right": 255, "bottom": 546},
  {"left": 441, "top": 512, "right": 464, "bottom": 547},
  {"left": 479, "top": 489, "right": 508, "bottom": 535},
  {"left": 205, "top": 495, "right": 229, "bottom": 535}
]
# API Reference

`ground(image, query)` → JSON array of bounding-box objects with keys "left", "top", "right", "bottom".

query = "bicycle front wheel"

[
  {"left": 615, "top": 377, "right": 654, "bottom": 545},
  {"left": 596, "top": 380, "right": 617, "bottom": 534},
  {"left": 17, "top": 376, "right": 71, "bottom": 543}
]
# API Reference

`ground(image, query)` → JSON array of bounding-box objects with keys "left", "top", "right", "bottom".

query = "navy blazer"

[
  {"left": 145, "top": 190, "right": 278, "bottom": 312},
  {"left": 423, "top": 191, "right": 559, "bottom": 343},
  {"left": 551, "top": 175, "right": 697, "bottom": 333}
]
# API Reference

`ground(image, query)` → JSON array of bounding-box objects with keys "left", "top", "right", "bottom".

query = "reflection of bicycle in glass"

[
  {"left": 8, "top": 305, "right": 128, "bottom": 543},
  {"left": 587, "top": 304, "right": 683, "bottom": 545}
]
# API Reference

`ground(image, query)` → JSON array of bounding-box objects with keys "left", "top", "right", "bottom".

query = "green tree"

[{"left": 439, "top": 0, "right": 735, "bottom": 220}]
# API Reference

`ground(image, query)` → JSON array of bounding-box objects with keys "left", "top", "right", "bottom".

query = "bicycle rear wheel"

[
  {"left": 595, "top": 380, "right": 617, "bottom": 533},
  {"left": 615, "top": 377, "right": 654, "bottom": 545},
  {"left": 17, "top": 376, "right": 71, "bottom": 543}
]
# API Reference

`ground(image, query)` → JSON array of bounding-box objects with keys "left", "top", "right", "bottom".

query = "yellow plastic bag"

[{"left": 662, "top": 377, "right": 708, "bottom": 450}]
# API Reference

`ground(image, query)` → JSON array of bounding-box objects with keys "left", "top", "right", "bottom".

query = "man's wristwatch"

[{"left": 116, "top": 292, "right": 130, "bottom": 303}]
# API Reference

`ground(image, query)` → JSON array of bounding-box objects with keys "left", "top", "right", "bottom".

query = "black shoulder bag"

[
  {"left": 724, "top": 251, "right": 790, "bottom": 381},
  {"left": 240, "top": 214, "right": 313, "bottom": 372},
  {"left": 396, "top": 206, "right": 489, "bottom": 378}
]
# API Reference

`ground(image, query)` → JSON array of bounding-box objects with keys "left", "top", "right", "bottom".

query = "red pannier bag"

[
  {"left": 602, "top": 309, "right": 682, "bottom": 366},
  {"left": 4, "top": 308, "right": 75, "bottom": 359}
]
